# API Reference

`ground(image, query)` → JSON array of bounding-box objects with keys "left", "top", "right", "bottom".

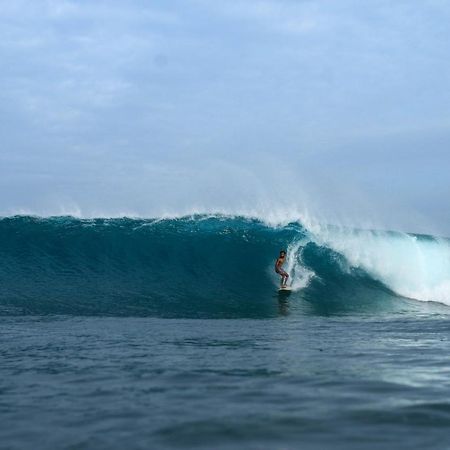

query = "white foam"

[
  {"left": 285, "top": 239, "right": 315, "bottom": 291},
  {"left": 310, "top": 224, "right": 450, "bottom": 306}
]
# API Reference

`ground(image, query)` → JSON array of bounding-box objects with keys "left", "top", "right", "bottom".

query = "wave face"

[{"left": 0, "top": 215, "right": 449, "bottom": 317}]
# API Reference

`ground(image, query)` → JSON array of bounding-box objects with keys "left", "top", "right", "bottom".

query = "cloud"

[
  {"left": 200, "top": 0, "right": 319, "bottom": 35},
  {"left": 0, "top": 0, "right": 180, "bottom": 134}
]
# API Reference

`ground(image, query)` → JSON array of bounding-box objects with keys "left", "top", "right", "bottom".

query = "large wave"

[{"left": 0, "top": 215, "right": 449, "bottom": 317}]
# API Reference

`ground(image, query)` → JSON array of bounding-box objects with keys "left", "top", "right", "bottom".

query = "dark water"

[{"left": 1, "top": 216, "right": 450, "bottom": 449}]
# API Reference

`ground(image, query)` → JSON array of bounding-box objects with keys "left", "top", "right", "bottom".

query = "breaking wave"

[{"left": 0, "top": 215, "right": 449, "bottom": 317}]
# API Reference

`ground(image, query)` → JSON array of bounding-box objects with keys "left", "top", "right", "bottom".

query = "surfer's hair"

[{"left": 280, "top": 250, "right": 286, "bottom": 255}]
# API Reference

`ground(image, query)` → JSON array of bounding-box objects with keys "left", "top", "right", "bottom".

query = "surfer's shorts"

[{"left": 276, "top": 269, "right": 289, "bottom": 277}]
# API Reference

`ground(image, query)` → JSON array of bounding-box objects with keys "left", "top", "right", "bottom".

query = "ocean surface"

[{"left": 1, "top": 215, "right": 450, "bottom": 449}]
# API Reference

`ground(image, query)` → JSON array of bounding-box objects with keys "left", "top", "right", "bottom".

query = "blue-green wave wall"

[{"left": 0, "top": 215, "right": 440, "bottom": 317}]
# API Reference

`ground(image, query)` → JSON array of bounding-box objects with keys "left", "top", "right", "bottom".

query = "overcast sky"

[{"left": 1, "top": 0, "right": 449, "bottom": 234}]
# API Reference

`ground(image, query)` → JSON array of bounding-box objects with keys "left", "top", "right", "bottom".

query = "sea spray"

[{"left": 285, "top": 239, "right": 315, "bottom": 291}]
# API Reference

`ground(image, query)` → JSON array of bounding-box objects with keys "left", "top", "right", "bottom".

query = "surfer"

[{"left": 275, "top": 250, "right": 289, "bottom": 288}]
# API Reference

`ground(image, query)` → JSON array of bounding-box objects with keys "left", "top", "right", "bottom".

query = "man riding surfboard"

[{"left": 275, "top": 250, "right": 289, "bottom": 288}]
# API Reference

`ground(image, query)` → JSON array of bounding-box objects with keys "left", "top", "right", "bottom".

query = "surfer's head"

[{"left": 280, "top": 250, "right": 286, "bottom": 257}]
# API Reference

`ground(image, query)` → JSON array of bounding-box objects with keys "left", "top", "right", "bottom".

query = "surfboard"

[{"left": 278, "top": 286, "right": 292, "bottom": 293}]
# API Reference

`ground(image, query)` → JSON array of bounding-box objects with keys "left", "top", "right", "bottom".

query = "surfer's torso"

[{"left": 275, "top": 256, "right": 286, "bottom": 274}]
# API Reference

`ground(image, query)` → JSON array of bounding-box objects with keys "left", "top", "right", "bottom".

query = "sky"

[{"left": 1, "top": 0, "right": 449, "bottom": 234}]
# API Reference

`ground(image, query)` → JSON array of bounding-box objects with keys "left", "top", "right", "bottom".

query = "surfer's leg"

[
  {"left": 277, "top": 269, "right": 289, "bottom": 287},
  {"left": 282, "top": 272, "right": 289, "bottom": 287}
]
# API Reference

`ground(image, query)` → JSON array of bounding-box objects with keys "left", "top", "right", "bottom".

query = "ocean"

[{"left": 1, "top": 215, "right": 450, "bottom": 449}]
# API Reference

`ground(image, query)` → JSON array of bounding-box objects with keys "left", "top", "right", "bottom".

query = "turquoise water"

[{"left": 1, "top": 216, "right": 450, "bottom": 449}]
